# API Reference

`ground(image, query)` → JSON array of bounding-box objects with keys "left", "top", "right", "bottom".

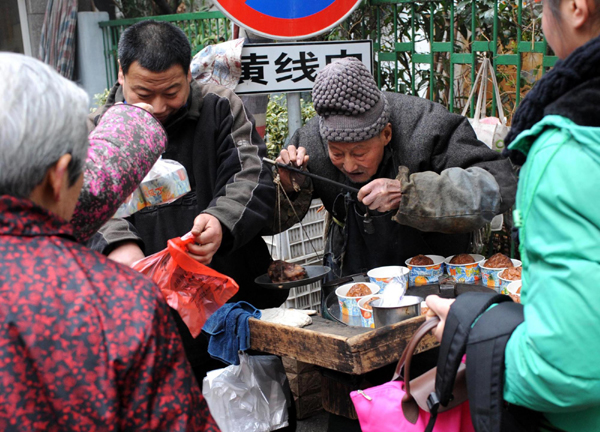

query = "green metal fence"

[
  {"left": 361, "top": 0, "right": 557, "bottom": 117},
  {"left": 100, "top": 11, "right": 231, "bottom": 89},
  {"left": 99, "top": 1, "right": 556, "bottom": 118}
]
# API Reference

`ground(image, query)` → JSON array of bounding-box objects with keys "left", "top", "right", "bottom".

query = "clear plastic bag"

[
  {"left": 115, "top": 157, "right": 191, "bottom": 218},
  {"left": 202, "top": 353, "right": 290, "bottom": 432}
]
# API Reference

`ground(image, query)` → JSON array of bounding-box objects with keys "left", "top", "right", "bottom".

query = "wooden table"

[
  {"left": 249, "top": 314, "right": 437, "bottom": 375},
  {"left": 249, "top": 313, "right": 438, "bottom": 418},
  {"left": 249, "top": 283, "right": 489, "bottom": 418}
]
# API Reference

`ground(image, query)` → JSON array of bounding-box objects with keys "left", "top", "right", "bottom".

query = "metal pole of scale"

[{"left": 281, "top": 91, "right": 302, "bottom": 260}]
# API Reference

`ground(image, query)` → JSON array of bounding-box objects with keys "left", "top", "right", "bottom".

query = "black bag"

[{"left": 425, "top": 292, "right": 558, "bottom": 432}]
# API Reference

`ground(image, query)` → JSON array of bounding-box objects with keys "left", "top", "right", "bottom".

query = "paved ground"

[{"left": 296, "top": 410, "right": 328, "bottom": 432}]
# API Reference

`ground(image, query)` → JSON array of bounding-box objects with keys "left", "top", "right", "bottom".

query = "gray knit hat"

[{"left": 313, "top": 57, "right": 389, "bottom": 143}]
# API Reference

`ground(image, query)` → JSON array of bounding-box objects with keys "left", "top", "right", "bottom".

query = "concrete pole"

[
  {"left": 286, "top": 92, "right": 303, "bottom": 140},
  {"left": 77, "top": 11, "right": 110, "bottom": 108}
]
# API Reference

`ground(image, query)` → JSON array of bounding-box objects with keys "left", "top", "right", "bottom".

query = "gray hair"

[{"left": 0, "top": 53, "right": 89, "bottom": 198}]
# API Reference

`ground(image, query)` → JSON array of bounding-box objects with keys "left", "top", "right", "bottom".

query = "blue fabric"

[{"left": 203, "top": 302, "right": 262, "bottom": 365}]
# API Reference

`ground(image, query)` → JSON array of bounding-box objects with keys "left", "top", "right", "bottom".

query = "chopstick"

[{"left": 263, "top": 158, "right": 360, "bottom": 194}]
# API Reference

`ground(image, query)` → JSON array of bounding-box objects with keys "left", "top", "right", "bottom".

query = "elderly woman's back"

[{"left": 0, "top": 53, "right": 219, "bottom": 431}]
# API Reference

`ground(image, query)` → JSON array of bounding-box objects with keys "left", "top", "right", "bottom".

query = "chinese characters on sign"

[
  {"left": 240, "top": 53, "right": 269, "bottom": 85},
  {"left": 274, "top": 51, "right": 319, "bottom": 83},
  {"left": 235, "top": 40, "right": 373, "bottom": 95}
]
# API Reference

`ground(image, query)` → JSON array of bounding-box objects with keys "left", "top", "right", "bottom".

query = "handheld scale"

[{"left": 263, "top": 157, "right": 374, "bottom": 234}]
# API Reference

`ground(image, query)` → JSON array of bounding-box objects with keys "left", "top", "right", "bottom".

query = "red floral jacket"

[{"left": 0, "top": 196, "right": 220, "bottom": 432}]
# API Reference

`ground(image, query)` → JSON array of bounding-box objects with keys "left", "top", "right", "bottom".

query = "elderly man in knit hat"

[{"left": 273, "top": 57, "right": 517, "bottom": 279}]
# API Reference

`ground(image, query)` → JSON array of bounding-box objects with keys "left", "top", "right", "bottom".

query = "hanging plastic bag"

[
  {"left": 202, "top": 353, "right": 290, "bottom": 432},
  {"left": 461, "top": 57, "right": 511, "bottom": 152},
  {"left": 133, "top": 232, "right": 239, "bottom": 337},
  {"left": 115, "top": 157, "right": 191, "bottom": 218},
  {"left": 462, "top": 57, "right": 508, "bottom": 235},
  {"left": 191, "top": 37, "right": 245, "bottom": 89}
]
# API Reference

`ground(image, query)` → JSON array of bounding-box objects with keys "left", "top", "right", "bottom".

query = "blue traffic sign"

[
  {"left": 213, "top": 0, "right": 363, "bottom": 40},
  {"left": 244, "top": 0, "right": 336, "bottom": 19}
]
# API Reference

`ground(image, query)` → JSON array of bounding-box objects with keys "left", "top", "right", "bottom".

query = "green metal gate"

[
  {"left": 100, "top": 11, "right": 231, "bottom": 89},
  {"left": 99, "top": 1, "right": 556, "bottom": 118},
  {"left": 362, "top": 0, "right": 556, "bottom": 117}
]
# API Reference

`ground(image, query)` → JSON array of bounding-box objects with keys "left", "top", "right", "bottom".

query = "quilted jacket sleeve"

[
  {"left": 391, "top": 98, "right": 517, "bottom": 233},
  {"left": 71, "top": 104, "right": 166, "bottom": 243}
]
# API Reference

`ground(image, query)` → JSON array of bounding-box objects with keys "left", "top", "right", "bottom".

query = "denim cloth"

[{"left": 202, "top": 302, "right": 262, "bottom": 365}]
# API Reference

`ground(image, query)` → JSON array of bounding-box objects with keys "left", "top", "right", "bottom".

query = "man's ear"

[
  {"left": 118, "top": 60, "right": 125, "bottom": 86},
  {"left": 47, "top": 154, "right": 72, "bottom": 202},
  {"left": 382, "top": 123, "right": 393, "bottom": 146},
  {"left": 188, "top": 67, "right": 192, "bottom": 83}
]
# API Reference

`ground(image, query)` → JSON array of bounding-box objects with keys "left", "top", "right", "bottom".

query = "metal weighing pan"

[{"left": 254, "top": 265, "right": 331, "bottom": 290}]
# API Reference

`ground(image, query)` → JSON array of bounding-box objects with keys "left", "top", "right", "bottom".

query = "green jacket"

[{"left": 504, "top": 115, "right": 600, "bottom": 431}]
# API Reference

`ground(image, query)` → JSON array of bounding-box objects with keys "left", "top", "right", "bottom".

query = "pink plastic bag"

[
  {"left": 133, "top": 233, "right": 239, "bottom": 337},
  {"left": 350, "top": 380, "right": 474, "bottom": 432}
]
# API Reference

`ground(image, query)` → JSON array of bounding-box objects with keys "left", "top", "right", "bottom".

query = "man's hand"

[
  {"left": 425, "top": 295, "right": 456, "bottom": 342},
  {"left": 276, "top": 145, "right": 309, "bottom": 193},
  {"left": 107, "top": 241, "right": 145, "bottom": 267},
  {"left": 358, "top": 178, "right": 402, "bottom": 212},
  {"left": 187, "top": 213, "right": 222, "bottom": 264},
  {"left": 115, "top": 101, "right": 155, "bottom": 114},
  {"left": 131, "top": 102, "right": 154, "bottom": 113}
]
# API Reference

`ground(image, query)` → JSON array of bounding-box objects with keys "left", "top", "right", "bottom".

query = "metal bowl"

[{"left": 372, "top": 295, "right": 423, "bottom": 328}]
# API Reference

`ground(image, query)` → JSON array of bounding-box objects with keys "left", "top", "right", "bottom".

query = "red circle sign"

[{"left": 213, "top": 0, "right": 363, "bottom": 40}]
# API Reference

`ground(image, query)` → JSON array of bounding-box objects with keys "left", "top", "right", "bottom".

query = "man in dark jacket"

[
  {"left": 0, "top": 53, "right": 218, "bottom": 431},
  {"left": 88, "top": 20, "right": 285, "bottom": 383},
  {"left": 274, "top": 57, "right": 517, "bottom": 278}
]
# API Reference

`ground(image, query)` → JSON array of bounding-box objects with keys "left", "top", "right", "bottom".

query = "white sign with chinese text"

[{"left": 234, "top": 40, "right": 373, "bottom": 95}]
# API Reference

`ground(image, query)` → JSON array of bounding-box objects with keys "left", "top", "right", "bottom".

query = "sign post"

[
  {"left": 213, "top": 0, "right": 366, "bottom": 144},
  {"left": 286, "top": 92, "right": 302, "bottom": 142},
  {"left": 212, "top": 0, "right": 364, "bottom": 40}
]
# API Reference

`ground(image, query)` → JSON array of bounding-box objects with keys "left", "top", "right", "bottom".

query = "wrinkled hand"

[
  {"left": 358, "top": 178, "right": 402, "bottom": 212},
  {"left": 276, "top": 145, "right": 309, "bottom": 193},
  {"left": 187, "top": 213, "right": 223, "bottom": 264},
  {"left": 107, "top": 241, "right": 145, "bottom": 267},
  {"left": 425, "top": 295, "right": 456, "bottom": 341}
]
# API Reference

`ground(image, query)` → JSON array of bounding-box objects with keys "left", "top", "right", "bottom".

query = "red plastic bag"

[{"left": 133, "top": 232, "right": 239, "bottom": 337}]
